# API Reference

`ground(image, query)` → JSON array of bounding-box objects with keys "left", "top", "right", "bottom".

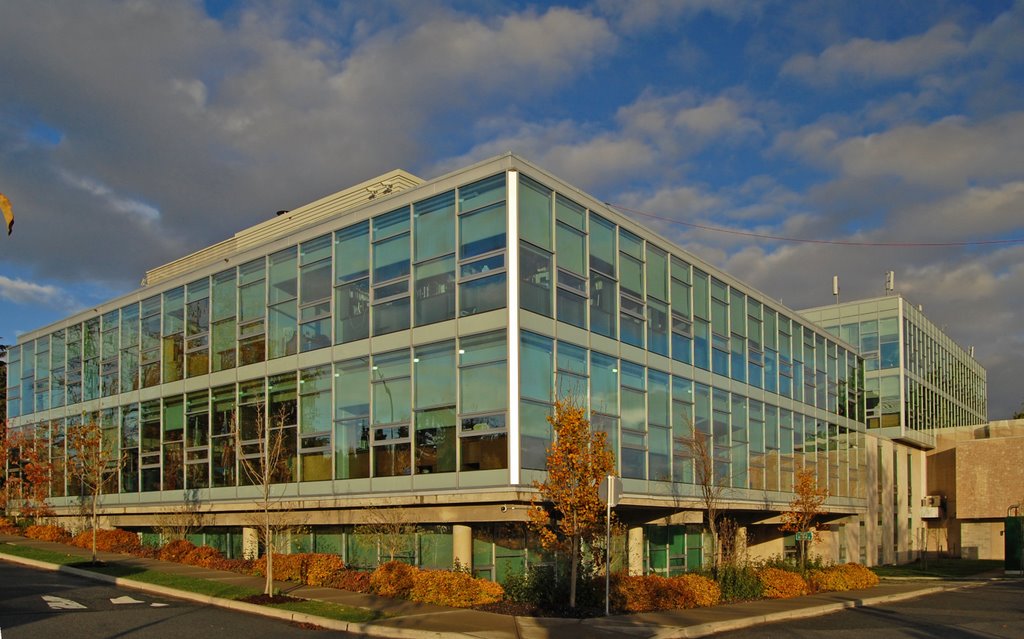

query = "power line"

[{"left": 607, "top": 203, "right": 1024, "bottom": 248}]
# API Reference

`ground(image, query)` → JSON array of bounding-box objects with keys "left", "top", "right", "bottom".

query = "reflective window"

[
  {"left": 589, "top": 213, "right": 616, "bottom": 276},
  {"left": 162, "top": 288, "right": 184, "bottom": 383},
  {"left": 238, "top": 258, "right": 266, "bottom": 365},
  {"left": 520, "top": 241, "right": 552, "bottom": 317},
  {"left": 335, "top": 223, "right": 370, "bottom": 343},
  {"left": 299, "top": 235, "right": 332, "bottom": 352},
  {"left": 414, "top": 341, "right": 456, "bottom": 474},
  {"left": 414, "top": 192, "right": 456, "bottom": 326},
  {"left": 373, "top": 208, "right": 411, "bottom": 335},
  {"left": 520, "top": 332, "right": 554, "bottom": 403},
  {"left": 268, "top": 247, "right": 298, "bottom": 358},
  {"left": 519, "top": 175, "right": 552, "bottom": 250},
  {"left": 459, "top": 330, "right": 507, "bottom": 471},
  {"left": 335, "top": 358, "right": 370, "bottom": 479}
]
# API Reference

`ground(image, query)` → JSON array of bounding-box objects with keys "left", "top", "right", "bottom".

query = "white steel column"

[{"left": 507, "top": 170, "right": 521, "bottom": 485}]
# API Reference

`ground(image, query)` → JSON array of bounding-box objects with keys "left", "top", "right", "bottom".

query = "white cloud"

[
  {"left": 618, "top": 91, "right": 764, "bottom": 149},
  {"left": 0, "top": 275, "right": 75, "bottom": 309},
  {"left": 58, "top": 169, "right": 161, "bottom": 223},
  {"left": 0, "top": 2, "right": 616, "bottom": 285},
  {"left": 782, "top": 22, "right": 967, "bottom": 84}
]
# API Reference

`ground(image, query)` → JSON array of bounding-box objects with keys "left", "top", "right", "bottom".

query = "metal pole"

[{"left": 605, "top": 475, "right": 611, "bottom": 616}]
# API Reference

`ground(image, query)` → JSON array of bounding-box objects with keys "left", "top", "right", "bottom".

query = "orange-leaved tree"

[
  {"left": 67, "top": 418, "right": 123, "bottom": 563},
  {"left": 10, "top": 427, "right": 54, "bottom": 521},
  {"left": 780, "top": 467, "right": 829, "bottom": 572},
  {"left": 528, "top": 397, "right": 615, "bottom": 609}
]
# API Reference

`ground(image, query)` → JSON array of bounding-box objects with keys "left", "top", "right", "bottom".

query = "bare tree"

[
  {"left": 354, "top": 506, "right": 421, "bottom": 565},
  {"left": 682, "top": 427, "right": 728, "bottom": 573},
  {"left": 154, "top": 489, "right": 206, "bottom": 542},
  {"left": 234, "top": 402, "right": 296, "bottom": 596},
  {"left": 67, "top": 419, "right": 125, "bottom": 563}
]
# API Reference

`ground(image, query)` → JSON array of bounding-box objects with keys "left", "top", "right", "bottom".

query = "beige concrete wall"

[
  {"left": 955, "top": 437, "right": 1024, "bottom": 519},
  {"left": 960, "top": 521, "right": 1005, "bottom": 560}
]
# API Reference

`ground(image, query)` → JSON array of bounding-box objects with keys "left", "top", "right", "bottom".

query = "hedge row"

[
  {"left": 0, "top": 524, "right": 881, "bottom": 613},
  {"left": 758, "top": 563, "right": 880, "bottom": 598},
  {"left": 612, "top": 573, "right": 721, "bottom": 612}
]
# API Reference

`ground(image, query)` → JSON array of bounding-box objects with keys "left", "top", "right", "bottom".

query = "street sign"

[
  {"left": 599, "top": 475, "right": 623, "bottom": 507},
  {"left": 795, "top": 531, "right": 813, "bottom": 542}
]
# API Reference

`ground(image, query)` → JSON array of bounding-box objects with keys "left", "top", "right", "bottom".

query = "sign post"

[{"left": 600, "top": 475, "right": 622, "bottom": 616}]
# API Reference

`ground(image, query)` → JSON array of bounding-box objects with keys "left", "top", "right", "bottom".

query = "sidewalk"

[{"left": 0, "top": 534, "right": 975, "bottom": 639}]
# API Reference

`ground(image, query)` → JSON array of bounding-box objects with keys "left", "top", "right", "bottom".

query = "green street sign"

[{"left": 795, "top": 531, "right": 813, "bottom": 542}]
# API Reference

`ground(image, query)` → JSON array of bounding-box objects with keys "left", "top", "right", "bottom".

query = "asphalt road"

[
  {"left": 0, "top": 562, "right": 364, "bottom": 638},
  {"left": 712, "top": 580, "right": 1024, "bottom": 638}
]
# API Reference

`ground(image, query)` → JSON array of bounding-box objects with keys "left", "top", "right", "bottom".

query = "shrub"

[
  {"left": 758, "top": 567, "right": 809, "bottom": 599},
  {"left": 503, "top": 563, "right": 604, "bottom": 610},
  {"left": 71, "top": 528, "right": 143, "bottom": 554},
  {"left": 305, "top": 553, "right": 346, "bottom": 587},
  {"left": 328, "top": 569, "right": 373, "bottom": 593},
  {"left": 504, "top": 565, "right": 558, "bottom": 607},
  {"left": 25, "top": 524, "right": 71, "bottom": 543},
  {"left": 182, "top": 545, "right": 224, "bottom": 568},
  {"left": 667, "top": 573, "right": 720, "bottom": 608},
  {"left": 808, "top": 563, "right": 879, "bottom": 593},
  {"left": 0, "top": 517, "right": 19, "bottom": 534},
  {"left": 370, "top": 561, "right": 420, "bottom": 598},
  {"left": 612, "top": 573, "right": 722, "bottom": 612},
  {"left": 158, "top": 539, "right": 197, "bottom": 563},
  {"left": 410, "top": 570, "right": 505, "bottom": 607},
  {"left": 251, "top": 553, "right": 307, "bottom": 582},
  {"left": 715, "top": 564, "right": 764, "bottom": 602}
]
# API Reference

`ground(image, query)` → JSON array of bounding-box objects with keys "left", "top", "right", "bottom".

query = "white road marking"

[
  {"left": 150, "top": 603, "right": 169, "bottom": 608},
  {"left": 110, "top": 596, "right": 145, "bottom": 605},
  {"left": 42, "top": 595, "right": 87, "bottom": 610}
]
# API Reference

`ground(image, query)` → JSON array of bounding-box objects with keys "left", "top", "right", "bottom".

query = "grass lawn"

[
  {"left": 0, "top": 543, "right": 82, "bottom": 565},
  {"left": 872, "top": 558, "right": 1003, "bottom": 578},
  {"left": 0, "top": 541, "right": 380, "bottom": 623}
]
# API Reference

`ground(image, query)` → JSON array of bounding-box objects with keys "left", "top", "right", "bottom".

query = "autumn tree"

[
  {"left": 682, "top": 427, "right": 727, "bottom": 572},
  {"left": 67, "top": 418, "right": 124, "bottom": 563},
  {"left": 0, "top": 419, "right": 10, "bottom": 516},
  {"left": 9, "top": 427, "right": 54, "bottom": 521},
  {"left": 235, "top": 402, "right": 296, "bottom": 596},
  {"left": 528, "top": 397, "right": 615, "bottom": 609},
  {"left": 780, "top": 467, "right": 829, "bottom": 572}
]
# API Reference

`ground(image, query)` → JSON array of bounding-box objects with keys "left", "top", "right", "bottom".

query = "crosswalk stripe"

[{"left": 42, "top": 596, "right": 87, "bottom": 610}]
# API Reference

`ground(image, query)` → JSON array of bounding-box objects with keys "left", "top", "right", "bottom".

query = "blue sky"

[{"left": 1, "top": 0, "right": 1022, "bottom": 417}]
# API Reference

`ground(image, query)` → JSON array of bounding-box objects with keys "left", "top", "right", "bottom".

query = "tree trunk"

[
  {"left": 569, "top": 533, "right": 579, "bottom": 609},
  {"left": 265, "top": 515, "right": 273, "bottom": 595},
  {"left": 91, "top": 491, "right": 99, "bottom": 563}
]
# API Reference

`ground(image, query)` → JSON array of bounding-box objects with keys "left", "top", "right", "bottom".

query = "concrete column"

[
  {"left": 734, "top": 526, "right": 749, "bottom": 562},
  {"left": 880, "top": 439, "right": 896, "bottom": 565},
  {"left": 843, "top": 516, "right": 860, "bottom": 564},
  {"left": 242, "top": 527, "right": 260, "bottom": 560},
  {"left": 863, "top": 437, "right": 879, "bottom": 566},
  {"left": 895, "top": 449, "right": 909, "bottom": 563},
  {"left": 453, "top": 524, "right": 473, "bottom": 571},
  {"left": 627, "top": 526, "right": 644, "bottom": 575}
]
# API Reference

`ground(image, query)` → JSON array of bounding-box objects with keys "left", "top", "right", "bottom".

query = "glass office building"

[
  {"left": 802, "top": 296, "right": 987, "bottom": 449},
  {"left": 5, "top": 154, "right": 872, "bottom": 575}
]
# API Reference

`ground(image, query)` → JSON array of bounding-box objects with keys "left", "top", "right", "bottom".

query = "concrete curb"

[
  {"left": 1, "top": 545, "right": 976, "bottom": 639},
  {"left": 0, "top": 551, "right": 444, "bottom": 639},
  {"left": 656, "top": 585, "right": 955, "bottom": 638}
]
